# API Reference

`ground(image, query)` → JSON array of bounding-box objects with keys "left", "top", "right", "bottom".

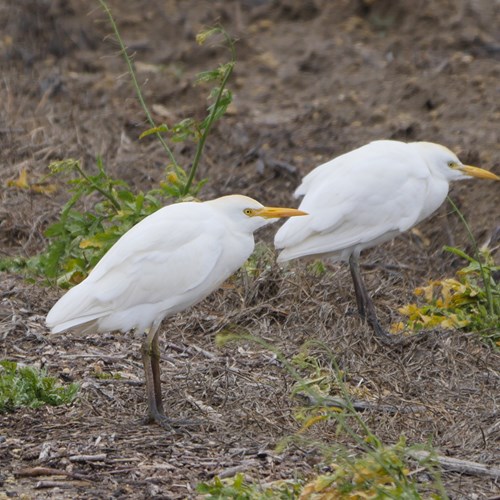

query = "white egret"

[
  {"left": 46, "top": 195, "right": 307, "bottom": 428},
  {"left": 274, "top": 140, "right": 499, "bottom": 340}
]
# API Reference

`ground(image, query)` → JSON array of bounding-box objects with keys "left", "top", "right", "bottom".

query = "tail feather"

[
  {"left": 46, "top": 282, "right": 109, "bottom": 334},
  {"left": 48, "top": 314, "right": 102, "bottom": 334}
]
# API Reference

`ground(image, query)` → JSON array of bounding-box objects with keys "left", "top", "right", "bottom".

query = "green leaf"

[
  {"left": 139, "top": 124, "right": 169, "bottom": 140},
  {"left": 44, "top": 221, "right": 67, "bottom": 238},
  {"left": 443, "top": 245, "right": 475, "bottom": 263}
]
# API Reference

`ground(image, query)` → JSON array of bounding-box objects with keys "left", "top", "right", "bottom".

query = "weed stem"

[{"left": 98, "top": 0, "right": 180, "bottom": 171}]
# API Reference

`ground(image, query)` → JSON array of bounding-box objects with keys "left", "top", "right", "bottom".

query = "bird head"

[
  {"left": 413, "top": 142, "right": 499, "bottom": 182},
  {"left": 208, "top": 195, "right": 308, "bottom": 232}
]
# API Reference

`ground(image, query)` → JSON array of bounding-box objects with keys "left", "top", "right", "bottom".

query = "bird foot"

[
  {"left": 143, "top": 413, "right": 203, "bottom": 432},
  {"left": 372, "top": 328, "right": 398, "bottom": 346},
  {"left": 365, "top": 314, "right": 401, "bottom": 346}
]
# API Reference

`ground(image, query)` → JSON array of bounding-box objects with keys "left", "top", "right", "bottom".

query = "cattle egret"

[
  {"left": 274, "top": 140, "right": 499, "bottom": 340},
  {"left": 46, "top": 195, "right": 307, "bottom": 428}
]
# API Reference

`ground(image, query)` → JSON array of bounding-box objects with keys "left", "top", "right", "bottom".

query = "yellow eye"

[
  {"left": 447, "top": 161, "right": 456, "bottom": 168},
  {"left": 243, "top": 208, "right": 254, "bottom": 216}
]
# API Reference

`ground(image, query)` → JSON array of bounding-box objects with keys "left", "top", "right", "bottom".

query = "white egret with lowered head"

[
  {"left": 46, "top": 195, "right": 307, "bottom": 428},
  {"left": 274, "top": 140, "right": 499, "bottom": 340}
]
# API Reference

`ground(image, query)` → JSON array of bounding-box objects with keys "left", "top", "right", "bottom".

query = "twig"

[
  {"left": 14, "top": 467, "right": 90, "bottom": 481},
  {"left": 35, "top": 480, "right": 89, "bottom": 489},
  {"left": 297, "top": 392, "right": 428, "bottom": 414},
  {"left": 60, "top": 353, "right": 128, "bottom": 361},
  {"left": 69, "top": 453, "right": 107, "bottom": 462},
  {"left": 165, "top": 342, "right": 220, "bottom": 360},
  {"left": 410, "top": 450, "right": 500, "bottom": 479},
  {"left": 209, "top": 459, "right": 257, "bottom": 479},
  {"left": 187, "top": 343, "right": 220, "bottom": 360},
  {"left": 95, "top": 379, "right": 142, "bottom": 386}
]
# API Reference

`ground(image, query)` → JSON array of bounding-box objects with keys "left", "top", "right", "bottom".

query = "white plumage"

[
  {"left": 46, "top": 194, "right": 306, "bottom": 427},
  {"left": 275, "top": 140, "right": 499, "bottom": 339}
]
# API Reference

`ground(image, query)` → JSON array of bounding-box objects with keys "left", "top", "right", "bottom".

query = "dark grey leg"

[
  {"left": 150, "top": 323, "right": 165, "bottom": 415},
  {"left": 141, "top": 322, "right": 171, "bottom": 428},
  {"left": 141, "top": 322, "right": 200, "bottom": 430},
  {"left": 348, "top": 254, "right": 394, "bottom": 343}
]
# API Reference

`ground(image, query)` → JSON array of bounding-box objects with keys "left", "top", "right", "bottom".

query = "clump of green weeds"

[
  {"left": 241, "top": 242, "right": 276, "bottom": 277},
  {"left": 296, "top": 436, "right": 439, "bottom": 499},
  {"left": 287, "top": 347, "right": 447, "bottom": 498},
  {"left": 197, "top": 473, "right": 301, "bottom": 499},
  {"left": 392, "top": 197, "right": 499, "bottom": 346},
  {"left": 393, "top": 247, "right": 499, "bottom": 345},
  {"left": 4, "top": 1, "right": 235, "bottom": 286},
  {"left": 0, "top": 360, "right": 79, "bottom": 412}
]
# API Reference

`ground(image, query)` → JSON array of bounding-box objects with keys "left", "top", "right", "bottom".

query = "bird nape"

[
  {"left": 274, "top": 140, "right": 499, "bottom": 342},
  {"left": 46, "top": 195, "right": 307, "bottom": 429}
]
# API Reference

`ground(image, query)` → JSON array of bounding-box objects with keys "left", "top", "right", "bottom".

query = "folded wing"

[
  {"left": 46, "top": 203, "right": 227, "bottom": 333},
  {"left": 275, "top": 141, "right": 430, "bottom": 261}
]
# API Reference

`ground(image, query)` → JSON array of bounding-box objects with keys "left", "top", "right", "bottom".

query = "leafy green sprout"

[
  {"left": 447, "top": 196, "right": 497, "bottom": 317},
  {"left": 0, "top": 360, "right": 79, "bottom": 412},
  {"left": 393, "top": 198, "right": 499, "bottom": 345},
  {"left": 197, "top": 473, "right": 301, "bottom": 499}
]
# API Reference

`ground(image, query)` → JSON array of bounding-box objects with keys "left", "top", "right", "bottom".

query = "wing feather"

[
  {"left": 46, "top": 202, "right": 227, "bottom": 332},
  {"left": 275, "top": 141, "right": 430, "bottom": 261}
]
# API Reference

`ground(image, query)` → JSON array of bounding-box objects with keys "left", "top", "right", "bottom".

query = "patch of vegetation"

[
  {"left": 92, "top": 369, "right": 123, "bottom": 380},
  {"left": 0, "top": 360, "right": 79, "bottom": 412},
  {"left": 290, "top": 350, "right": 372, "bottom": 403},
  {"left": 212, "top": 336, "right": 448, "bottom": 498},
  {"left": 392, "top": 247, "right": 499, "bottom": 346},
  {"left": 281, "top": 345, "right": 445, "bottom": 497},
  {"left": 241, "top": 242, "right": 276, "bottom": 277},
  {"left": 4, "top": 2, "right": 235, "bottom": 286},
  {"left": 297, "top": 436, "right": 439, "bottom": 499},
  {"left": 307, "top": 259, "right": 327, "bottom": 277},
  {"left": 197, "top": 473, "right": 301, "bottom": 499},
  {"left": 99, "top": 0, "right": 235, "bottom": 198}
]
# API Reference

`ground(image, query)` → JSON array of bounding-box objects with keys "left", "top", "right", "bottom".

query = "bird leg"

[
  {"left": 141, "top": 321, "right": 171, "bottom": 428},
  {"left": 141, "top": 322, "right": 200, "bottom": 431},
  {"left": 150, "top": 322, "right": 165, "bottom": 416},
  {"left": 348, "top": 254, "right": 394, "bottom": 344}
]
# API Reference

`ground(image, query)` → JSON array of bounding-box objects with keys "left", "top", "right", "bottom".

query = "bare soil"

[{"left": 1, "top": 1, "right": 499, "bottom": 498}]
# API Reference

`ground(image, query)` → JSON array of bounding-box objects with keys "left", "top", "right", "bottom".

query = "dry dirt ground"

[{"left": 1, "top": 0, "right": 499, "bottom": 498}]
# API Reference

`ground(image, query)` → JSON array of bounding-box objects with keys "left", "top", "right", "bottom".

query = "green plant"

[
  {"left": 4, "top": 4, "right": 236, "bottom": 285},
  {"left": 289, "top": 350, "right": 375, "bottom": 423},
  {"left": 0, "top": 360, "right": 79, "bottom": 412},
  {"left": 298, "top": 436, "right": 440, "bottom": 499},
  {"left": 307, "top": 259, "right": 327, "bottom": 277},
  {"left": 284, "top": 349, "right": 447, "bottom": 499},
  {"left": 241, "top": 242, "right": 276, "bottom": 277},
  {"left": 392, "top": 247, "right": 499, "bottom": 345},
  {"left": 197, "top": 473, "right": 301, "bottom": 499},
  {"left": 28, "top": 157, "right": 182, "bottom": 286},
  {"left": 447, "top": 197, "right": 497, "bottom": 316},
  {"left": 100, "top": 0, "right": 235, "bottom": 197}
]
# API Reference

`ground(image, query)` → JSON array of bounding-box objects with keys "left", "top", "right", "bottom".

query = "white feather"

[
  {"left": 275, "top": 140, "right": 464, "bottom": 262},
  {"left": 46, "top": 195, "right": 296, "bottom": 335}
]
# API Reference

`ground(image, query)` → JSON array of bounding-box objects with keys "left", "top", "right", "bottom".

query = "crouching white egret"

[
  {"left": 46, "top": 195, "right": 307, "bottom": 428},
  {"left": 274, "top": 140, "right": 499, "bottom": 340}
]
